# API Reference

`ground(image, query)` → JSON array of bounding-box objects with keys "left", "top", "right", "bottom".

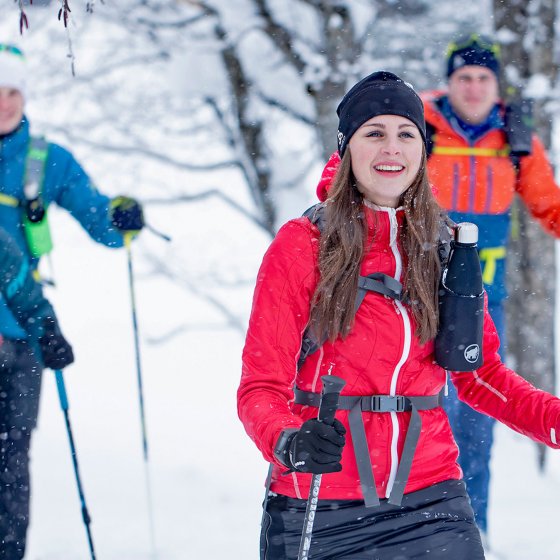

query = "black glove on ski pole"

[
  {"left": 280, "top": 417, "right": 346, "bottom": 473},
  {"left": 297, "top": 375, "right": 346, "bottom": 560},
  {"left": 110, "top": 196, "right": 145, "bottom": 233},
  {"left": 39, "top": 317, "right": 74, "bottom": 370}
]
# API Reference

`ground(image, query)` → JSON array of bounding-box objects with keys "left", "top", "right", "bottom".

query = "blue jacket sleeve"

[
  {"left": 43, "top": 143, "right": 124, "bottom": 248},
  {"left": 0, "top": 228, "right": 60, "bottom": 341}
]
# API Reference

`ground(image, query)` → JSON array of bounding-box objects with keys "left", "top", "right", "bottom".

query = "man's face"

[
  {"left": 447, "top": 66, "right": 499, "bottom": 124},
  {"left": 0, "top": 87, "right": 24, "bottom": 135}
]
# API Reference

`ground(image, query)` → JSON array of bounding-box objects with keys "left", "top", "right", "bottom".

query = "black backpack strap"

[
  {"left": 302, "top": 202, "right": 326, "bottom": 230},
  {"left": 504, "top": 99, "right": 533, "bottom": 156},
  {"left": 504, "top": 99, "right": 533, "bottom": 173},
  {"left": 297, "top": 331, "right": 323, "bottom": 371},
  {"left": 438, "top": 213, "right": 456, "bottom": 268},
  {"left": 297, "top": 205, "right": 453, "bottom": 371},
  {"left": 297, "top": 273, "right": 403, "bottom": 371},
  {"left": 425, "top": 121, "right": 436, "bottom": 158},
  {"left": 297, "top": 203, "right": 327, "bottom": 371},
  {"left": 356, "top": 273, "right": 402, "bottom": 309}
]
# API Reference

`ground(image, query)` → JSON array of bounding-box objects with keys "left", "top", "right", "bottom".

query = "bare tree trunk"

[
  {"left": 255, "top": 0, "right": 362, "bottom": 162},
  {"left": 493, "top": 0, "right": 557, "bottom": 470},
  {"left": 215, "top": 21, "right": 276, "bottom": 234},
  {"left": 307, "top": 3, "right": 360, "bottom": 160},
  {"left": 191, "top": 2, "right": 277, "bottom": 235}
]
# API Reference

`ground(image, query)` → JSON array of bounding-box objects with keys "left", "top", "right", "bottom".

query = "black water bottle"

[{"left": 434, "top": 222, "right": 484, "bottom": 371}]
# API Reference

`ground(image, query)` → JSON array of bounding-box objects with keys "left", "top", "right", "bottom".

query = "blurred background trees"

[{"left": 7, "top": 0, "right": 560, "bottom": 453}]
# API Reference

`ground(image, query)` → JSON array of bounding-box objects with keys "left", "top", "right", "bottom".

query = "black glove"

[
  {"left": 275, "top": 418, "right": 346, "bottom": 474},
  {"left": 110, "top": 196, "right": 144, "bottom": 232},
  {"left": 39, "top": 318, "right": 74, "bottom": 370}
]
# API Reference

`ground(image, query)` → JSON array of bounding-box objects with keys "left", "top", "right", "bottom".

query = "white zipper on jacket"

[{"left": 379, "top": 206, "right": 412, "bottom": 498}]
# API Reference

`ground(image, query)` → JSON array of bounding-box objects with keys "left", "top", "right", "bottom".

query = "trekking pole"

[
  {"left": 54, "top": 369, "right": 97, "bottom": 560},
  {"left": 124, "top": 233, "right": 149, "bottom": 461},
  {"left": 145, "top": 223, "right": 172, "bottom": 242},
  {"left": 124, "top": 233, "right": 158, "bottom": 558},
  {"left": 298, "top": 375, "right": 346, "bottom": 560},
  {"left": 123, "top": 224, "right": 171, "bottom": 460}
]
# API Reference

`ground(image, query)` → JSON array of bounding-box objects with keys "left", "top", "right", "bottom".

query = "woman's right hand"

[{"left": 282, "top": 418, "right": 346, "bottom": 474}]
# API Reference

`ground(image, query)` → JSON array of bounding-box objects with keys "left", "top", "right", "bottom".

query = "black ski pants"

[
  {"left": 261, "top": 479, "right": 485, "bottom": 560},
  {"left": 0, "top": 340, "right": 42, "bottom": 560}
]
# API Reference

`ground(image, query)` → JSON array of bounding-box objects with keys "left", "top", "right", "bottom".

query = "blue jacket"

[
  {"left": 0, "top": 117, "right": 124, "bottom": 338},
  {"left": 0, "top": 226, "right": 59, "bottom": 344}
]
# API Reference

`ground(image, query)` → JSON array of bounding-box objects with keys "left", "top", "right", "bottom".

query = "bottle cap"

[{"left": 456, "top": 222, "right": 478, "bottom": 244}]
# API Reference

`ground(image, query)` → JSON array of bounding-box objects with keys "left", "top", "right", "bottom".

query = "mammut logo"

[
  {"left": 464, "top": 344, "right": 480, "bottom": 363},
  {"left": 453, "top": 55, "right": 466, "bottom": 70}
]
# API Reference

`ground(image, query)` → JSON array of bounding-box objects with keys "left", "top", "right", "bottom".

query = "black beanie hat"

[
  {"left": 336, "top": 71, "right": 426, "bottom": 157},
  {"left": 446, "top": 34, "right": 500, "bottom": 78}
]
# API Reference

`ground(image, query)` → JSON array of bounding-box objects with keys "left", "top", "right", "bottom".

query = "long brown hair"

[{"left": 309, "top": 148, "right": 442, "bottom": 345}]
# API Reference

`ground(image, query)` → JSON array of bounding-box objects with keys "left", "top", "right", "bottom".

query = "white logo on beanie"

[
  {"left": 337, "top": 130, "right": 345, "bottom": 149},
  {"left": 0, "top": 49, "right": 27, "bottom": 99},
  {"left": 453, "top": 55, "right": 466, "bottom": 70}
]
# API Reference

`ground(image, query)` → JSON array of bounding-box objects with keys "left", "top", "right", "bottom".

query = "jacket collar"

[
  {"left": 438, "top": 95, "right": 503, "bottom": 141},
  {"left": 363, "top": 199, "right": 404, "bottom": 212},
  {"left": 423, "top": 91, "right": 504, "bottom": 142},
  {"left": 363, "top": 200, "right": 404, "bottom": 246},
  {"left": 0, "top": 116, "right": 30, "bottom": 159}
]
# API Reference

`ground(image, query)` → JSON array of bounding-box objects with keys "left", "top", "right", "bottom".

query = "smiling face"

[
  {"left": 0, "top": 87, "right": 23, "bottom": 135},
  {"left": 348, "top": 114, "right": 423, "bottom": 208},
  {"left": 447, "top": 65, "right": 499, "bottom": 124}
]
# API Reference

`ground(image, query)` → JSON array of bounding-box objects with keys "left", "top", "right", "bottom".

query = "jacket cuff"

[{"left": 273, "top": 428, "right": 298, "bottom": 467}]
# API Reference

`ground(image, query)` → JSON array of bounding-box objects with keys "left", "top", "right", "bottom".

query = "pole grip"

[
  {"left": 124, "top": 232, "right": 133, "bottom": 249},
  {"left": 54, "top": 369, "right": 69, "bottom": 411},
  {"left": 297, "top": 374, "right": 345, "bottom": 560},
  {"left": 317, "top": 375, "right": 345, "bottom": 425}
]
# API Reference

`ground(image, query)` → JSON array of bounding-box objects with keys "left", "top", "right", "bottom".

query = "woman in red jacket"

[{"left": 238, "top": 71, "right": 560, "bottom": 560}]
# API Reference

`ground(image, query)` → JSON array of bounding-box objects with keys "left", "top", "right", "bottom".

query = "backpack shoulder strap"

[
  {"left": 503, "top": 99, "right": 533, "bottom": 173},
  {"left": 302, "top": 202, "right": 326, "bottom": 231},
  {"left": 297, "top": 203, "right": 327, "bottom": 369},
  {"left": 438, "top": 213, "right": 456, "bottom": 267},
  {"left": 426, "top": 121, "right": 436, "bottom": 158},
  {"left": 0, "top": 138, "right": 50, "bottom": 210},
  {"left": 24, "top": 136, "right": 49, "bottom": 200},
  {"left": 297, "top": 203, "right": 404, "bottom": 371}
]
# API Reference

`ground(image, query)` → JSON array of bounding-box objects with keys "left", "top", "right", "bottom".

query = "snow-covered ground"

[{"left": 24, "top": 203, "right": 268, "bottom": 560}]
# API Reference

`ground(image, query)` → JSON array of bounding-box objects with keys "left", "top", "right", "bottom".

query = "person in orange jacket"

[
  {"left": 314, "top": 34, "right": 560, "bottom": 546},
  {"left": 422, "top": 33, "right": 560, "bottom": 544}
]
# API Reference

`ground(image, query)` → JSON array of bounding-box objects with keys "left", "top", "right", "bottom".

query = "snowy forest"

[{"left": 3, "top": 0, "right": 560, "bottom": 558}]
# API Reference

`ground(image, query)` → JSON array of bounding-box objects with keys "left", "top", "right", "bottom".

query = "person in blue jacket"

[
  {"left": 0, "top": 43, "right": 144, "bottom": 559},
  {"left": 0, "top": 226, "right": 74, "bottom": 560}
]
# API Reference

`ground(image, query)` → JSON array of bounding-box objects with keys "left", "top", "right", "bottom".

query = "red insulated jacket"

[{"left": 238, "top": 202, "right": 560, "bottom": 502}]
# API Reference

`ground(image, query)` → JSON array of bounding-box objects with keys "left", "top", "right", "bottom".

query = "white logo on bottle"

[{"left": 464, "top": 344, "right": 480, "bottom": 363}]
